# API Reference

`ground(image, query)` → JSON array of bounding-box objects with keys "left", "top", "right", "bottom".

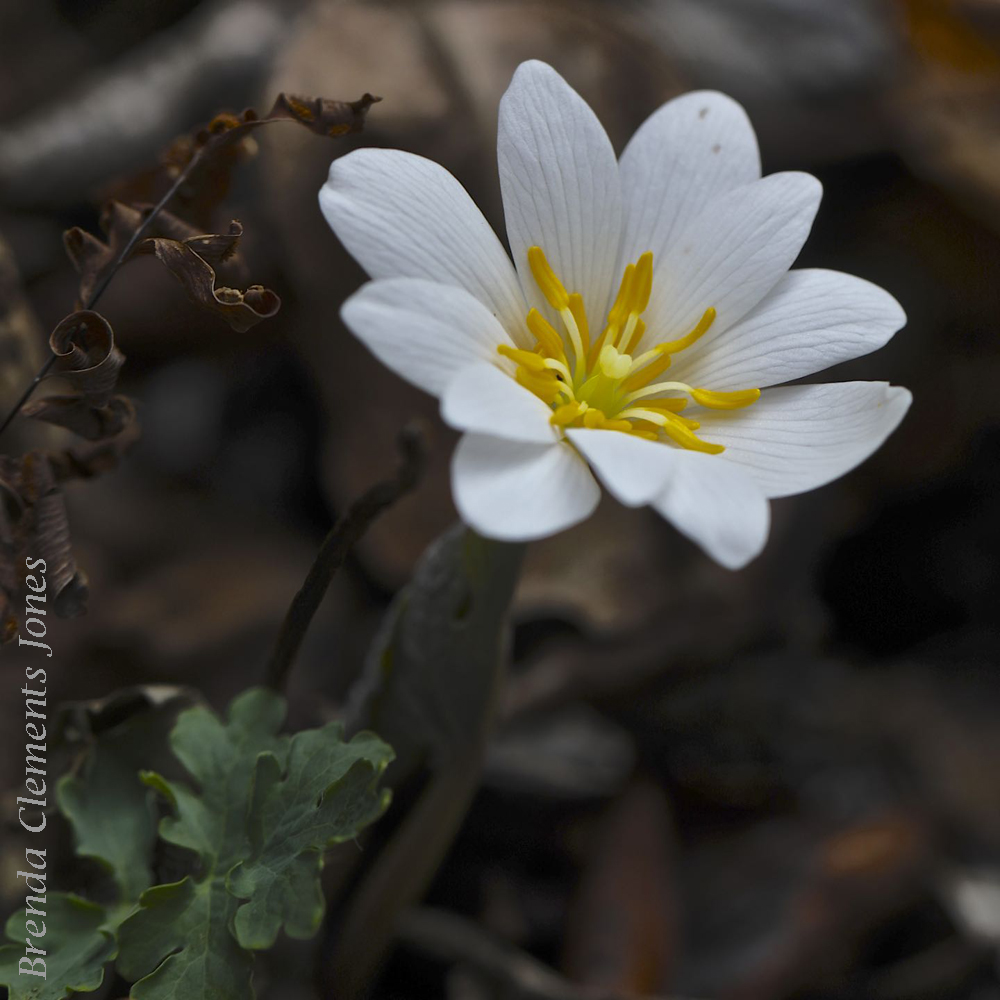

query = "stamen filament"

[
  {"left": 559, "top": 307, "right": 587, "bottom": 374},
  {"left": 514, "top": 245, "right": 756, "bottom": 454},
  {"left": 567, "top": 293, "right": 590, "bottom": 356},
  {"left": 622, "top": 349, "right": 671, "bottom": 393},
  {"left": 624, "top": 380, "right": 694, "bottom": 405}
]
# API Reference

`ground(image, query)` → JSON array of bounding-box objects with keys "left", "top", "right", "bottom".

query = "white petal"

[
  {"left": 672, "top": 269, "right": 907, "bottom": 390},
  {"left": 498, "top": 60, "right": 622, "bottom": 321},
  {"left": 451, "top": 434, "right": 599, "bottom": 541},
  {"left": 640, "top": 172, "right": 822, "bottom": 353},
  {"left": 341, "top": 279, "right": 516, "bottom": 398},
  {"left": 566, "top": 428, "right": 677, "bottom": 506},
  {"left": 695, "top": 382, "right": 912, "bottom": 498},
  {"left": 618, "top": 91, "right": 760, "bottom": 271},
  {"left": 320, "top": 149, "right": 527, "bottom": 339},
  {"left": 653, "top": 453, "right": 770, "bottom": 570},
  {"left": 441, "top": 363, "right": 557, "bottom": 444}
]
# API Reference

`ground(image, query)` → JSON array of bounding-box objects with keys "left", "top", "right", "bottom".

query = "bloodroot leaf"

[
  {"left": 117, "top": 879, "right": 252, "bottom": 1000},
  {"left": 0, "top": 894, "right": 116, "bottom": 1000},
  {"left": 48, "top": 311, "right": 124, "bottom": 407},
  {"left": 227, "top": 725, "right": 393, "bottom": 949}
]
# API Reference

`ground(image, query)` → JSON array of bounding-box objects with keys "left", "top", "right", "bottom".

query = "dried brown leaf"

[
  {"left": 179, "top": 91, "right": 379, "bottom": 162},
  {"left": 136, "top": 222, "right": 280, "bottom": 332},
  {"left": 48, "top": 311, "right": 124, "bottom": 407},
  {"left": 18, "top": 452, "right": 88, "bottom": 618},
  {"left": 63, "top": 201, "right": 203, "bottom": 307},
  {"left": 23, "top": 394, "right": 136, "bottom": 442}
]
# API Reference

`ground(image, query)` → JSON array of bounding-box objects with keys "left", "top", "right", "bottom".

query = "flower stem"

[{"left": 263, "top": 423, "right": 427, "bottom": 693}]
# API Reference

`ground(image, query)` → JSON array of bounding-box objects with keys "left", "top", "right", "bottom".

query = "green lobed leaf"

[
  {"left": 56, "top": 722, "right": 159, "bottom": 908},
  {"left": 117, "top": 879, "right": 251, "bottom": 1000},
  {"left": 115, "top": 686, "right": 391, "bottom": 999},
  {"left": 228, "top": 725, "right": 393, "bottom": 949},
  {"left": 148, "top": 687, "right": 288, "bottom": 868},
  {"left": 115, "top": 688, "right": 287, "bottom": 1000},
  {"left": 0, "top": 894, "right": 116, "bottom": 1000}
]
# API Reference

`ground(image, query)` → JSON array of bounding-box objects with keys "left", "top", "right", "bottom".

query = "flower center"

[{"left": 498, "top": 246, "right": 761, "bottom": 453}]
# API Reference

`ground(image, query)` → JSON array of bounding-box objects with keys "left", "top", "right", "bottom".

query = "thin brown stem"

[
  {"left": 263, "top": 423, "right": 427, "bottom": 693},
  {"left": 0, "top": 146, "right": 207, "bottom": 438}
]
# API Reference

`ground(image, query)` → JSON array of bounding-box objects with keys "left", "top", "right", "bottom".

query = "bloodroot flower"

[{"left": 320, "top": 60, "right": 910, "bottom": 569}]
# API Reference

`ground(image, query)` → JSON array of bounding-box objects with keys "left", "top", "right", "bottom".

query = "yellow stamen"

[
  {"left": 624, "top": 318, "right": 646, "bottom": 356},
  {"left": 543, "top": 357, "right": 573, "bottom": 382},
  {"left": 621, "top": 348, "right": 671, "bottom": 393},
  {"left": 511, "top": 245, "right": 757, "bottom": 456},
  {"left": 658, "top": 307, "right": 716, "bottom": 354},
  {"left": 559, "top": 306, "right": 587, "bottom": 371},
  {"left": 689, "top": 387, "right": 761, "bottom": 410},
  {"left": 630, "top": 252, "right": 653, "bottom": 314},
  {"left": 551, "top": 401, "right": 587, "bottom": 426},
  {"left": 634, "top": 396, "right": 687, "bottom": 412},
  {"left": 567, "top": 293, "right": 590, "bottom": 355},
  {"left": 515, "top": 367, "right": 565, "bottom": 405},
  {"left": 528, "top": 246, "right": 570, "bottom": 310},
  {"left": 619, "top": 408, "right": 724, "bottom": 454},
  {"left": 590, "top": 263, "right": 634, "bottom": 366},
  {"left": 526, "top": 309, "right": 565, "bottom": 358},
  {"left": 498, "top": 343, "right": 547, "bottom": 373}
]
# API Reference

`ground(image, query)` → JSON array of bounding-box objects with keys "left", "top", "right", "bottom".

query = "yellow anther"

[
  {"left": 599, "top": 344, "right": 632, "bottom": 380},
  {"left": 526, "top": 309, "right": 565, "bottom": 358},
  {"left": 602, "top": 418, "right": 633, "bottom": 433},
  {"left": 610, "top": 264, "right": 635, "bottom": 322},
  {"left": 514, "top": 246, "right": 755, "bottom": 453},
  {"left": 660, "top": 420, "right": 725, "bottom": 454},
  {"left": 689, "top": 386, "right": 761, "bottom": 410},
  {"left": 567, "top": 293, "right": 590, "bottom": 355},
  {"left": 528, "top": 246, "right": 570, "bottom": 310},
  {"left": 498, "top": 343, "right": 547, "bottom": 373},
  {"left": 630, "top": 252, "right": 653, "bottom": 314},
  {"left": 515, "top": 367, "right": 564, "bottom": 405},
  {"left": 550, "top": 402, "right": 586, "bottom": 426},
  {"left": 658, "top": 307, "right": 716, "bottom": 354}
]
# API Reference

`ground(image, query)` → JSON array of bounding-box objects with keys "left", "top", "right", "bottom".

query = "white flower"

[{"left": 319, "top": 60, "right": 910, "bottom": 569}]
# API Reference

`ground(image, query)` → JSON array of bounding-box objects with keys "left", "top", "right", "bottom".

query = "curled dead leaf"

[
  {"left": 136, "top": 223, "right": 280, "bottom": 332},
  {"left": 177, "top": 91, "right": 379, "bottom": 161},
  {"left": 48, "top": 311, "right": 124, "bottom": 407},
  {"left": 23, "top": 394, "right": 136, "bottom": 442},
  {"left": 17, "top": 452, "right": 89, "bottom": 619},
  {"left": 64, "top": 201, "right": 204, "bottom": 308}
]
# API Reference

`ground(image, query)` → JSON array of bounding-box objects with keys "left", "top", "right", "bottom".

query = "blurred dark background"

[{"left": 2, "top": 1, "right": 1000, "bottom": 998}]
